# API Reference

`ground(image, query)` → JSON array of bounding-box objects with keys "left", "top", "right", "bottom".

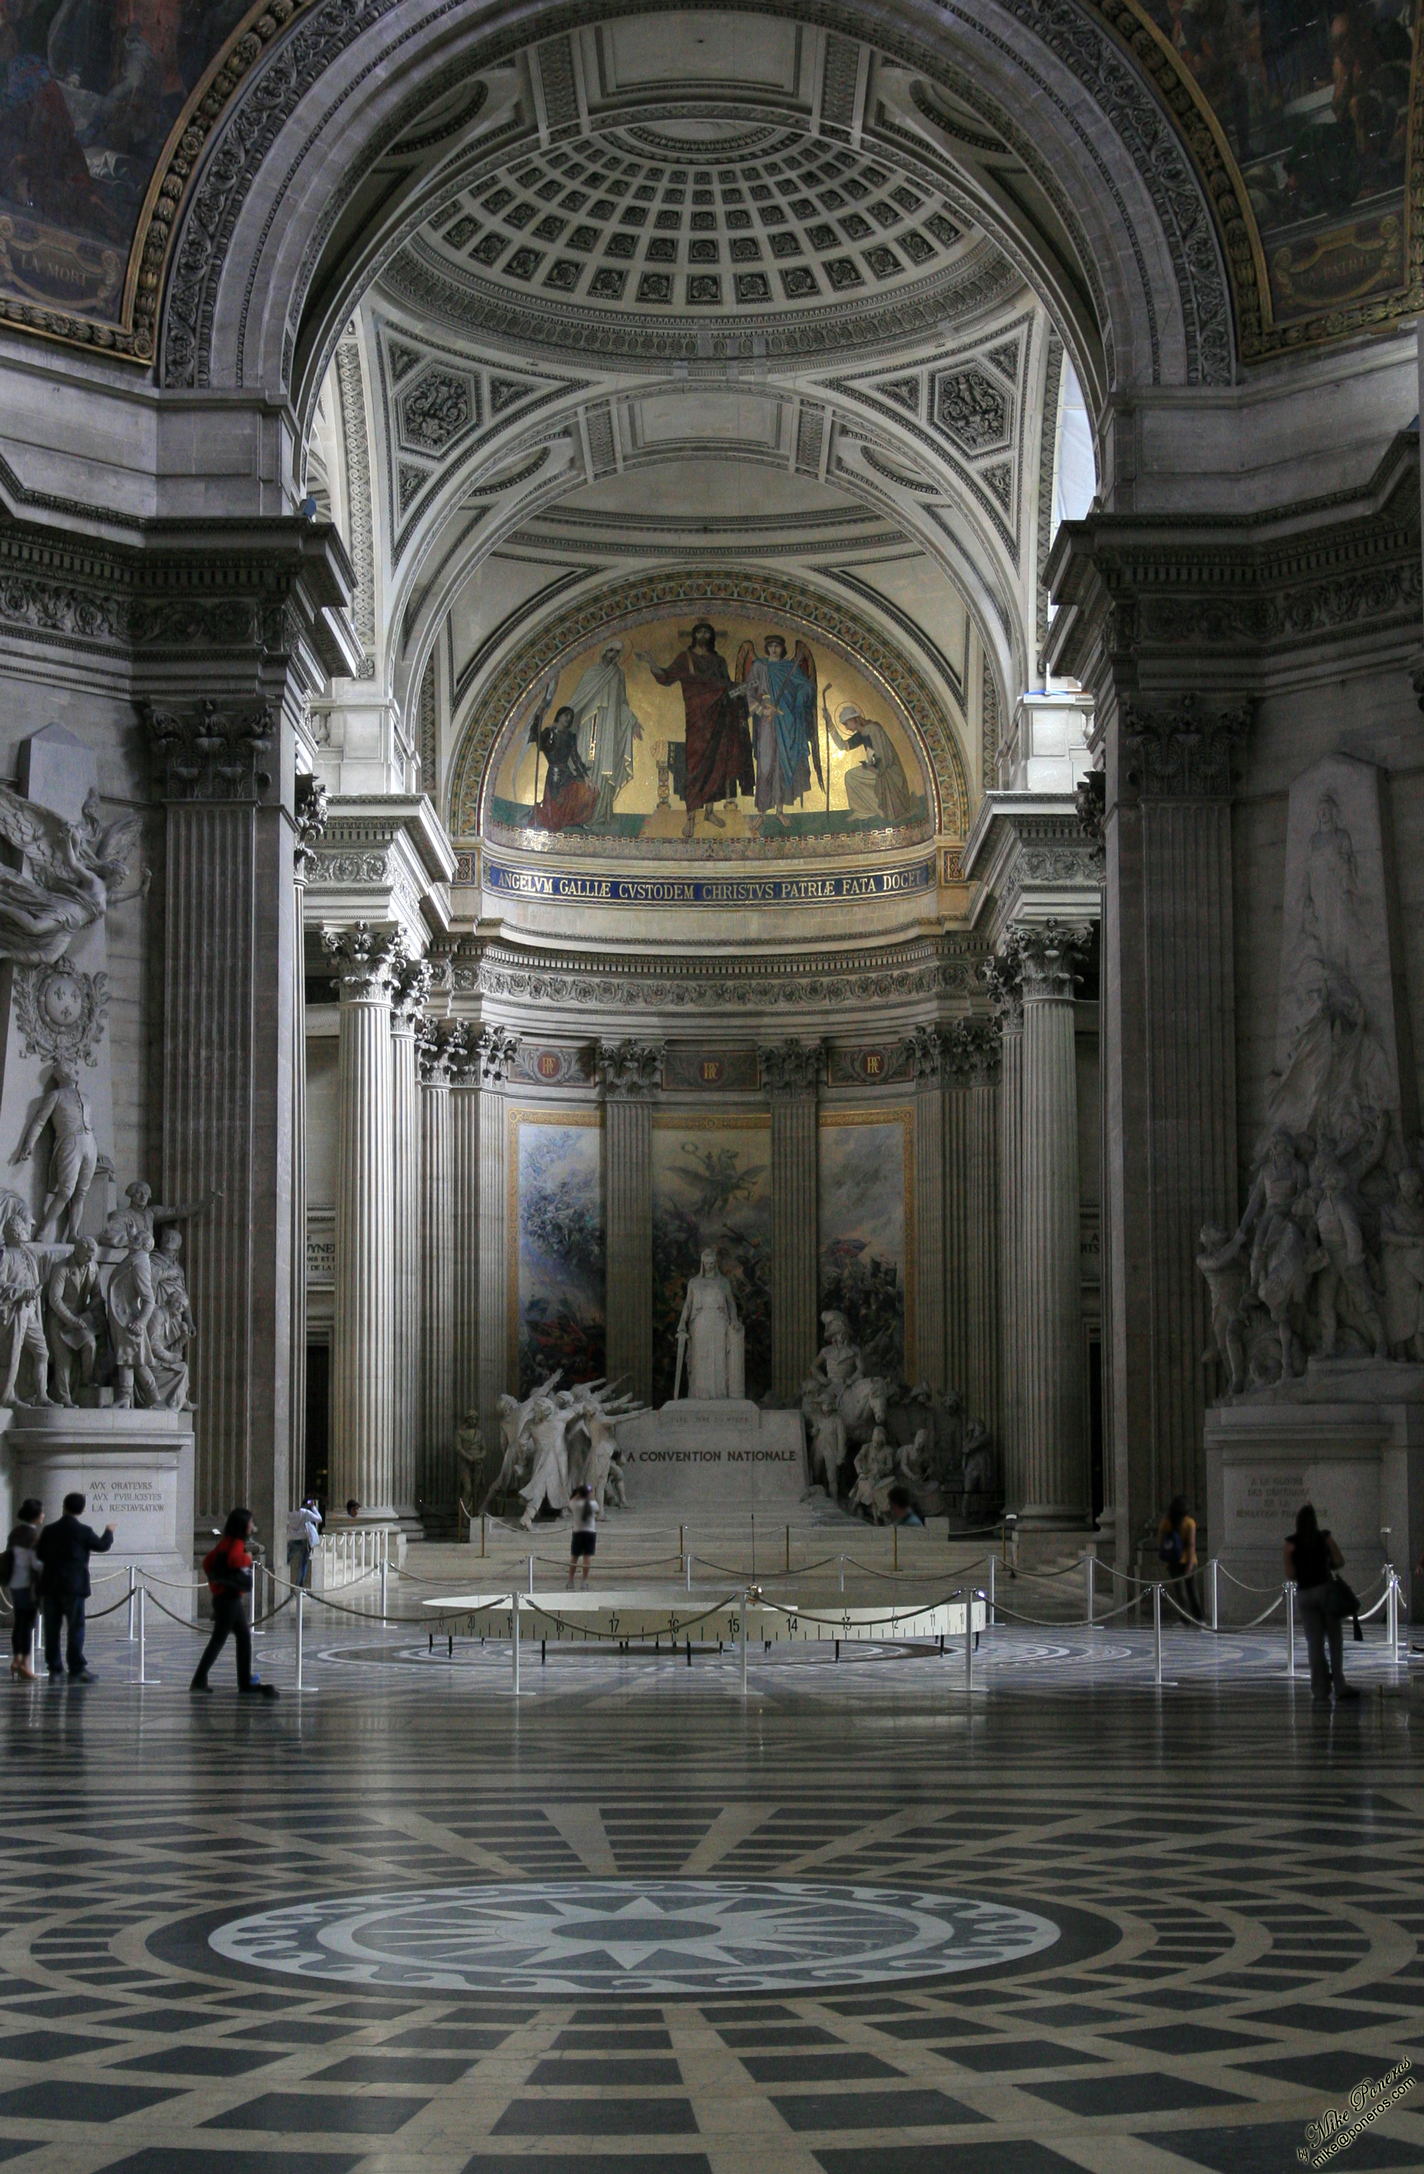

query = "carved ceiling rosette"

[{"left": 758, "top": 1039, "right": 826, "bottom": 1099}]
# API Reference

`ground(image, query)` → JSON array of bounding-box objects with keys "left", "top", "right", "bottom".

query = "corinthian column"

[
  {"left": 759, "top": 1039, "right": 824, "bottom": 1398},
  {"left": 943, "top": 1018, "right": 1001, "bottom": 1434},
  {"left": 390, "top": 949, "right": 431, "bottom": 1526},
  {"left": 291, "top": 773, "right": 327, "bottom": 1513},
  {"left": 477, "top": 1027, "right": 520, "bottom": 1449},
  {"left": 446, "top": 1024, "right": 481, "bottom": 1455},
  {"left": 1018, "top": 923, "right": 1091, "bottom": 1524},
  {"left": 418, "top": 1019, "right": 457, "bottom": 1516},
  {"left": 984, "top": 948, "right": 1025, "bottom": 1507},
  {"left": 905, "top": 1026, "right": 946, "bottom": 1390},
  {"left": 324, "top": 922, "right": 400, "bottom": 1520},
  {"left": 598, "top": 1041, "right": 663, "bottom": 1406}
]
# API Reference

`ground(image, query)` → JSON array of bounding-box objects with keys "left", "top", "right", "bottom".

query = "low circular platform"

[{"left": 209, "top": 1877, "right": 1060, "bottom": 1995}]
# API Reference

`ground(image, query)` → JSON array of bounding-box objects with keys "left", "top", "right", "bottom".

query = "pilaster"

[
  {"left": 448, "top": 1025, "right": 481, "bottom": 1457},
  {"left": 1017, "top": 923, "right": 1092, "bottom": 1525},
  {"left": 390, "top": 949, "right": 431, "bottom": 1526},
  {"left": 289, "top": 772, "right": 327, "bottom": 1511},
  {"left": 759, "top": 1040, "right": 825, "bottom": 1399},
  {"left": 417, "top": 1018, "right": 458, "bottom": 1517},
  {"left": 597, "top": 1041, "right": 663, "bottom": 1408},
  {"left": 904, "top": 1026, "right": 946, "bottom": 1391},
  {"left": 477, "top": 1027, "right": 520, "bottom": 1450},
  {"left": 984, "top": 946, "right": 1025, "bottom": 1508},
  {"left": 323, "top": 922, "right": 401, "bottom": 1521},
  {"left": 942, "top": 1018, "right": 1001, "bottom": 1435}
]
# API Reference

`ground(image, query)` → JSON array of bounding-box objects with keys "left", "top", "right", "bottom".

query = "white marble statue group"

[
  {"left": 475, "top": 1377, "right": 646, "bottom": 1528},
  {"left": 799, "top": 1308, "right": 994, "bottom": 1522},
  {"left": 1198, "top": 771, "right": 1424, "bottom": 1396},
  {"left": 0, "top": 1176, "right": 209, "bottom": 1413}
]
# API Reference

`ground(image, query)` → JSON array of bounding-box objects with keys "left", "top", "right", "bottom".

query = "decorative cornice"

[
  {"left": 591, "top": 1039, "right": 664, "bottom": 1099},
  {"left": 759, "top": 1039, "right": 827, "bottom": 1098},
  {"left": 144, "top": 698, "right": 276, "bottom": 803},
  {"left": 321, "top": 920, "right": 401, "bottom": 1001},
  {"left": 468, "top": 932, "right": 987, "bottom": 1014},
  {"left": 1122, "top": 696, "right": 1252, "bottom": 801}
]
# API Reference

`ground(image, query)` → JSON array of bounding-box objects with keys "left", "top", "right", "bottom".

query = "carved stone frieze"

[
  {"left": 1122, "top": 696, "right": 1253, "bottom": 801},
  {"left": 144, "top": 699, "right": 277, "bottom": 803},
  {"left": 12, "top": 961, "right": 109, "bottom": 1068},
  {"left": 758, "top": 1040, "right": 826, "bottom": 1098},
  {"left": 592, "top": 1039, "right": 663, "bottom": 1099},
  {"left": 321, "top": 921, "right": 401, "bottom": 1002},
  {"left": 462, "top": 933, "right": 985, "bottom": 1016}
]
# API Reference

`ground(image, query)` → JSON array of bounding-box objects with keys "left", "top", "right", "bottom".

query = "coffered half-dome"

[{"left": 387, "top": 116, "right": 1015, "bottom": 364}]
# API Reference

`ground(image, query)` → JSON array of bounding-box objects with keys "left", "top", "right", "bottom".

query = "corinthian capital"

[
  {"left": 901, "top": 1024, "right": 945, "bottom": 1083},
  {"left": 144, "top": 698, "right": 277, "bottom": 803},
  {"left": 980, "top": 935, "right": 1025, "bottom": 1030},
  {"left": 390, "top": 947, "right": 433, "bottom": 1027},
  {"left": 941, "top": 1017, "right": 1002, "bottom": 1086},
  {"left": 477, "top": 1025, "right": 521, "bottom": 1085},
  {"left": 293, "top": 772, "right": 328, "bottom": 879},
  {"left": 759, "top": 1038, "right": 825, "bottom": 1099},
  {"left": 595, "top": 1039, "right": 663, "bottom": 1098},
  {"left": 321, "top": 921, "right": 401, "bottom": 1001},
  {"left": 1122, "top": 694, "right": 1252, "bottom": 801},
  {"left": 1013, "top": 920, "right": 1092, "bottom": 1002}
]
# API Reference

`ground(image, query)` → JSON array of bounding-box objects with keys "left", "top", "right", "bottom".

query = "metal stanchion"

[
  {"left": 680, "top": 1522, "right": 685, "bottom": 1572},
  {"left": 137, "top": 1585, "right": 149, "bottom": 1684},
  {"left": 1085, "top": 1552, "right": 1094, "bottom": 1625},
  {"left": 380, "top": 1554, "right": 389, "bottom": 1620},
  {"left": 739, "top": 1592, "right": 748, "bottom": 1698},
  {"left": 988, "top": 1555, "right": 996, "bottom": 1626},
  {"left": 481, "top": 1514, "right": 486, "bottom": 1558},
  {"left": 127, "top": 1564, "right": 136, "bottom": 1641},
  {"left": 1152, "top": 1579, "right": 1162, "bottom": 1687},
  {"left": 527, "top": 1554, "right": 534, "bottom": 1597},
  {"left": 1386, "top": 1563, "right": 1397, "bottom": 1656},
  {"left": 838, "top": 1556, "right": 845, "bottom": 1594},
  {"left": 295, "top": 1585, "right": 304, "bottom": 1691},
  {"left": 1210, "top": 1557, "right": 1219, "bottom": 1632},
  {"left": 512, "top": 1594, "right": 520, "bottom": 1697},
  {"left": 964, "top": 1590, "right": 973, "bottom": 1692},
  {"left": 685, "top": 1551, "right": 692, "bottom": 1593},
  {"left": 1286, "top": 1581, "right": 1295, "bottom": 1678}
]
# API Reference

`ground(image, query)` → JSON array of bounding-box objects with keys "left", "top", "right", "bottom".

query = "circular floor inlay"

[{"left": 209, "top": 1879, "right": 1060, "bottom": 1994}]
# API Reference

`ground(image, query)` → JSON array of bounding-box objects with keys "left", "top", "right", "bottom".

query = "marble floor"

[{"left": 0, "top": 1607, "right": 1422, "bottom": 2174}]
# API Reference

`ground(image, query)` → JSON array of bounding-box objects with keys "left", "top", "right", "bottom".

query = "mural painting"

[
  {"left": 818, "top": 1112, "right": 914, "bottom": 1381},
  {"left": 490, "top": 605, "right": 930, "bottom": 854},
  {"left": 0, "top": 0, "right": 249, "bottom": 320},
  {"left": 511, "top": 1112, "right": 605, "bottom": 1395},
  {"left": 652, "top": 1116, "right": 771, "bottom": 1404},
  {"left": 1132, "top": 0, "right": 1416, "bottom": 324}
]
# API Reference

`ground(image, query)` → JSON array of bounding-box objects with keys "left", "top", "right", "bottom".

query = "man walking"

[{"left": 35, "top": 1491, "right": 113, "bottom": 1682}]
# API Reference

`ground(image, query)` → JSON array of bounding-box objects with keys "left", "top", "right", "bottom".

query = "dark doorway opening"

[
  {"left": 305, "top": 1343, "right": 330, "bottom": 1507},
  {"left": 1087, "top": 1332, "right": 1104, "bottom": 1522}
]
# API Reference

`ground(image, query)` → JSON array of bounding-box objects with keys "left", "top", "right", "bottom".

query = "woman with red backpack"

[{"left": 191, "top": 1509, "right": 278, "bottom": 1698}]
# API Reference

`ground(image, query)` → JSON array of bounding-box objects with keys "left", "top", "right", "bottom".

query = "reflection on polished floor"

[{"left": 1, "top": 1607, "right": 1422, "bottom": 2174}]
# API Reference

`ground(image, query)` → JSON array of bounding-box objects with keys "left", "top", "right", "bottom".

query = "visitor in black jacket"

[{"left": 35, "top": 1492, "right": 113, "bottom": 1682}]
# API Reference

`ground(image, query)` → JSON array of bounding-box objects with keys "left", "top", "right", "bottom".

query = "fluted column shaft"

[
  {"left": 451, "top": 1076, "right": 481, "bottom": 1443},
  {"left": 913, "top": 1064, "right": 946, "bottom": 1390},
  {"left": 1019, "top": 937, "right": 1085, "bottom": 1522},
  {"left": 290, "top": 865, "right": 310, "bottom": 1516},
  {"left": 997, "top": 1014, "right": 1024, "bottom": 1505},
  {"left": 478, "top": 1082, "right": 509, "bottom": 1449},
  {"left": 604, "top": 1095, "right": 654, "bottom": 1404},
  {"left": 390, "top": 1009, "right": 420, "bottom": 1520},
  {"left": 419, "top": 1069, "right": 455, "bottom": 1511},
  {"left": 761, "top": 1040, "right": 823, "bottom": 1400},
  {"left": 327, "top": 928, "right": 398, "bottom": 1519},
  {"left": 944, "top": 1022, "right": 1001, "bottom": 1435}
]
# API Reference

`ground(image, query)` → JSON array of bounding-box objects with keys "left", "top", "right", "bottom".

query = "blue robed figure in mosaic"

[{"left": 738, "top": 634, "right": 822, "bottom": 819}]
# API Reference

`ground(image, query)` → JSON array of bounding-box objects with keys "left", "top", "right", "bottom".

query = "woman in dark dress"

[
  {"left": 529, "top": 705, "right": 597, "bottom": 832},
  {"left": 1285, "top": 1503, "right": 1358, "bottom": 1704}
]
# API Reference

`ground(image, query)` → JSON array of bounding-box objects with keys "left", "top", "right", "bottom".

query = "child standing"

[{"left": 569, "top": 1484, "right": 598, "bottom": 1586}]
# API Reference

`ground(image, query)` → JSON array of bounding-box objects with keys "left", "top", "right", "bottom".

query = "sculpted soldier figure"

[{"left": 12, "top": 1064, "right": 98, "bottom": 1240}]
